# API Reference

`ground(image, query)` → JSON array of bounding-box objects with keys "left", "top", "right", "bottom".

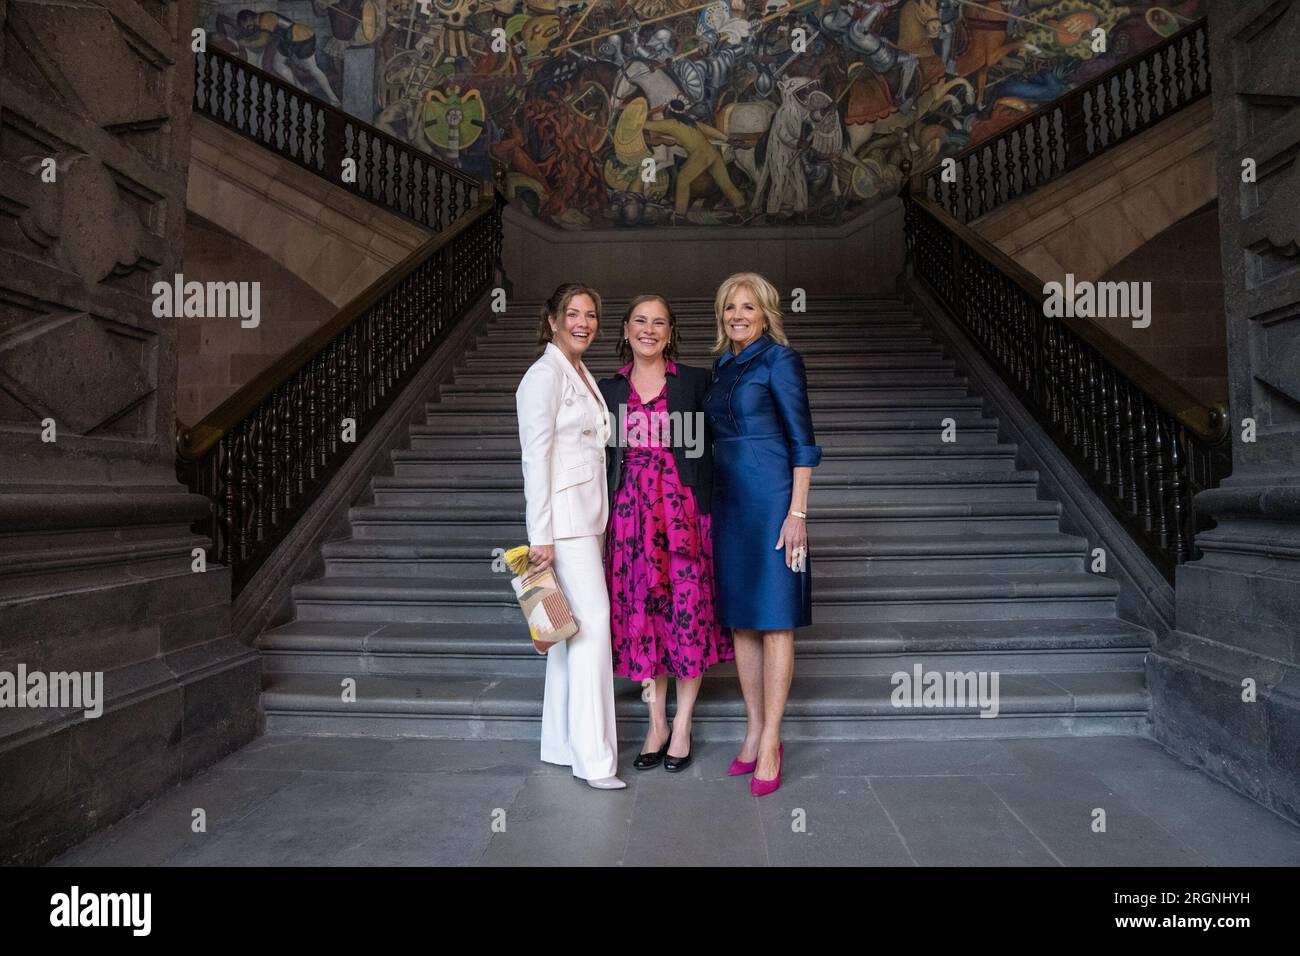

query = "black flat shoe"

[
  {"left": 633, "top": 737, "right": 670, "bottom": 770},
  {"left": 664, "top": 735, "right": 693, "bottom": 773}
]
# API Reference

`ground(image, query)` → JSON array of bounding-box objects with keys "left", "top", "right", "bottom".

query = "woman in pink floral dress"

[{"left": 597, "top": 294, "right": 732, "bottom": 773}]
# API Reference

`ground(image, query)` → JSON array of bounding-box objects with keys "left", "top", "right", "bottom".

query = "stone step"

[
  {"left": 260, "top": 669, "right": 1150, "bottom": 740},
  {"left": 526, "top": 315, "right": 906, "bottom": 327},
  {"left": 485, "top": 310, "right": 919, "bottom": 331},
  {"left": 465, "top": 358, "right": 959, "bottom": 380},
  {"left": 429, "top": 387, "right": 979, "bottom": 412},
  {"left": 320, "top": 528, "right": 1084, "bottom": 578},
  {"left": 812, "top": 571, "right": 1119, "bottom": 621},
  {"left": 348, "top": 498, "right": 1061, "bottom": 537},
  {"left": 384, "top": 455, "right": 1019, "bottom": 481},
  {"left": 404, "top": 428, "right": 1002, "bottom": 454},
  {"left": 512, "top": 298, "right": 916, "bottom": 311},
  {"left": 442, "top": 368, "right": 966, "bottom": 392},
  {"left": 290, "top": 569, "right": 1114, "bottom": 625},
  {"left": 476, "top": 321, "right": 930, "bottom": 344},
  {"left": 372, "top": 468, "right": 1040, "bottom": 508},
  {"left": 465, "top": 337, "right": 940, "bottom": 360},
  {"left": 805, "top": 443, "right": 1022, "bottom": 470},
  {"left": 391, "top": 441, "right": 1017, "bottom": 465},
  {"left": 379, "top": 455, "right": 1029, "bottom": 486},
  {"left": 756, "top": 530, "right": 1090, "bottom": 574},
  {"left": 495, "top": 295, "right": 908, "bottom": 312},
  {"left": 419, "top": 407, "right": 994, "bottom": 432},
  {"left": 261, "top": 617, "right": 1150, "bottom": 678},
  {"left": 460, "top": 352, "right": 953, "bottom": 374},
  {"left": 262, "top": 294, "right": 1152, "bottom": 740}
]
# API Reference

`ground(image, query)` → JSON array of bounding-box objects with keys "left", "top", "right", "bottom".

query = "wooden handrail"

[
  {"left": 177, "top": 183, "right": 505, "bottom": 592},
  {"left": 894, "top": 14, "right": 1223, "bottom": 441},
  {"left": 194, "top": 45, "right": 480, "bottom": 230},
  {"left": 178, "top": 184, "right": 497, "bottom": 463},
  {"left": 197, "top": 44, "right": 477, "bottom": 188},
  {"left": 916, "top": 197, "right": 1227, "bottom": 444},
  {"left": 904, "top": 191, "right": 1232, "bottom": 576}
]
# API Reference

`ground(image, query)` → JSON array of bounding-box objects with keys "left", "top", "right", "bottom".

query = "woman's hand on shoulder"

[{"left": 528, "top": 543, "right": 555, "bottom": 572}]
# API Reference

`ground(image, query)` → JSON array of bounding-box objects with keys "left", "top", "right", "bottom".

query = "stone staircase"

[{"left": 260, "top": 295, "right": 1151, "bottom": 740}]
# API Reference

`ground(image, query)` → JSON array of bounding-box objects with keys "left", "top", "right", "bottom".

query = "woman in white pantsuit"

[{"left": 515, "top": 282, "right": 625, "bottom": 790}]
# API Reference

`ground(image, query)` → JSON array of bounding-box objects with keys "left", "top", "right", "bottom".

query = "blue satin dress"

[{"left": 704, "top": 335, "right": 821, "bottom": 630}]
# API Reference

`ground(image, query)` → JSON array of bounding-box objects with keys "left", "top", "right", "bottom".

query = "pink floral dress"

[{"left": 604, "top": 361, "right": 733, "bottom": 681}]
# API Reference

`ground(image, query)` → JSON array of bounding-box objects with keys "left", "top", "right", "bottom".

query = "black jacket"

[{"left": 598, "top": 362, "right": 713, "bottom": 514}]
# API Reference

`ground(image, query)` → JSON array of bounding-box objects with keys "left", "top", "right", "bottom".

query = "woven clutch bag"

[{"left": 504, "top": 545, "right": 578, "bottom": 654}]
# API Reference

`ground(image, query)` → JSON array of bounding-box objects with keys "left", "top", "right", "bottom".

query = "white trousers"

[{"left": 539, "top": 533, "right": 619, "bottom": 780}]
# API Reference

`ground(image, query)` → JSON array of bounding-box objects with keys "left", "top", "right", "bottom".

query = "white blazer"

[{"left": 516, "top": 342, "right": 612, "bottom": 544}]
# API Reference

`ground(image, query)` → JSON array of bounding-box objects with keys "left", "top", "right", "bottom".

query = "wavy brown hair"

[
  {"left": 617, "top": 294, "right": 680, "bottom": 364},
  {"left": 537, "top": 281, "right": 603, "bottom": 351}
]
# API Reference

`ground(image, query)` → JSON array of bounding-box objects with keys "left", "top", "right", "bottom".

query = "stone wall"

[
  {"left": 974, "top": 97, "right": 1218, "bottom": 285},
  {"left": 966, "top": 95, "right": 1226, "bottom": 405},
  {"left": 502, "top": 194, "right": 905, "bottom": 301},
  {"left": 176, "top": 215, "right": 335, "bottom": 425},
  {"left": 178, "top": 116, "right": 430, "bottom": 427},
  {"left": 0, "top": 0, "right": 261, "bottom": 864},
  {"left": 1095, "top": 202, "right": 1228, "bottom": 403},
  {"left": 187, "top": 116, "right": 427, "bottom": 308},
  {"left": 1147, "top": 0, "right": 1300, "bottom": 825}
]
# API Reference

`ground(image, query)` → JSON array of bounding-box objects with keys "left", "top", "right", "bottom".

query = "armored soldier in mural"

[
  {"left": 675, "top": 23, "right": 756, "bottom": 120},
  {"left": 607, "top": 25, "right": 691, "bottom": 118},
  {"left": 934, "top": 0, "right": 962, "bottom": 75},
  {"left": 202, "top": 0, "right": 1215, "bottom": 229},
  {"left": 819, "top": 0, "right": 922, "bottom": 111}
]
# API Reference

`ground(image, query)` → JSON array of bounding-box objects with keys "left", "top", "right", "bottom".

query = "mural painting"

[{"left": 201, "top": 0, "right": 1206, "bottom": 228}]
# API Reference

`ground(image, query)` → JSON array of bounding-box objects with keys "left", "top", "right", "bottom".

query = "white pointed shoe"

[{"left": 586, "top": 775, "right": 627, "bottom": 790}]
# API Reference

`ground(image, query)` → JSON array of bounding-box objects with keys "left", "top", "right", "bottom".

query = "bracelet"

[{"left": 790, "top": 509, "right": 807, "bottom": 519}]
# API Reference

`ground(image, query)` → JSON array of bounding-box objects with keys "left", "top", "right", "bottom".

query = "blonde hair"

[{"left": 713, "top": 271, "right": 788, "bottom": 353}]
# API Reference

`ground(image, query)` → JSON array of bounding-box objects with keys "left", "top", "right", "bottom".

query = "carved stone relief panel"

[
  {"left": 0, "top": 0, "right": 197, "bottom": 469},
  {"left": 1213, "top": 0, "right": 1300, "bottom": 467}
]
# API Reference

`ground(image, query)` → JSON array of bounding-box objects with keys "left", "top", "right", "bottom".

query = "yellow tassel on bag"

[
  {"left": 501, "top": 543, "right": 578, "bottom": 654},
  {"left": 503, "top": 544, "right": 532, "bottom": 576}
]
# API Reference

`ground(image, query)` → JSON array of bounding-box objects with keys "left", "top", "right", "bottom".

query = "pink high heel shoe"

[
  {"left": 750, "top": 744, "right": 783, "bottom": 797},
  {"left": 727, "top": 755, "right": 758, "bottom": 777}
]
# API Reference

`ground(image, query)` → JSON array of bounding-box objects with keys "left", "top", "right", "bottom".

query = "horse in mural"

[
  {"left": 899, "top": 0, "right": 1024, "bottom": 110},
  {"left": 809, "top": 2, "right": 967, "bottom": 199},
  {"left": 838, "top": 0, "right": 1019, "bottom": 156},
  {"left": 946, "top": 0, "right": 1024, "bottom": 108}
]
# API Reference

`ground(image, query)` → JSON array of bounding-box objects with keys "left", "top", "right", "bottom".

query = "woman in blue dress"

[{"left": 704, "top": 271, "right": 821, "bottom": 797}]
